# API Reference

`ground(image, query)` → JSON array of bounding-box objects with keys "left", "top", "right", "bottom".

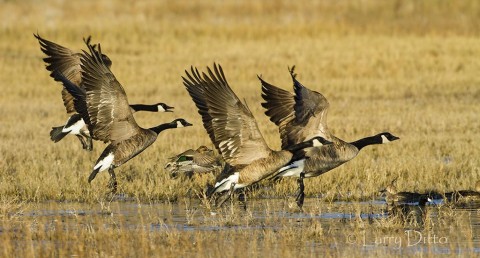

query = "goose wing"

[
  {"left": 79, "top": 43, "right": 141, "bottom": 142},
  {"left": 184, "top": 64, "right": 271, "bottom": 166},
  {"left": 182, "top": 67, "right": 220, "bottom": 154},
  {"left": 35, "top": 33, "right": 85, "bottom": 114},
  {"left": 291, "top": 68, "right": 330, "bottom": 136},
  {"left": 259, "top": 75, "right": 296, "bottom": 149},
  {"left": 260, "top": 67, "right": 331, "bottom": 148}
]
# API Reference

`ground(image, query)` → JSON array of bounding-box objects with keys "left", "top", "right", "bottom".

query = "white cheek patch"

[
  {"left": 158, "top": 105, "right": 166, "bottom": 112},
  {"left": 176, "top": 121, "right": 184, "bottom": 128},
  {"left": 381, "top": 135, "right": 390, "bottom": 143},
  {"left": 93, "top": 153, "right": 114, "bottom": 172},
  {"left": 312, "top": 139, "right": 323, "bottom": 147}
]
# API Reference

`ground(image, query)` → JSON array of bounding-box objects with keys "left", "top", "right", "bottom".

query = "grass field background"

[{"left": 0, "top": 0, "right": 479, "bottom": 202}]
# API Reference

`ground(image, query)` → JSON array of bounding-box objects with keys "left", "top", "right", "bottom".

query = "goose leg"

[
  {"left": 295, "top": 172, "right": 305, "bottom": 208},
  {"left": 80, "top": 131, "right": 93, "bottom": 151},
  {"left": 216, "top": 183, "right": 236, "bottom": 207},
  {"left": 107, "top": 167, "right": 118, "bottom": 194},
  {"left": 85, "top": 136, "right": 93, "bottom": 151},
  {"left": 238, "top": 188, "right": 247, "bottom": 211},
  {"left": 76, "top": 135, "right": 88, "bottom": 150}
]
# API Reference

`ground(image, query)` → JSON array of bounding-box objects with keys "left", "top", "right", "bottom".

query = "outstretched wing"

[
  {"left": 260, "top": 66, "right": 332, "bottom": 148},
  {"left": 259, "top": 75, "right": 296, "bottom": 149},
  {"left": 184, "top": 64, "right": 271, "bottom": 166},
  {"left": 35, "top": 33, "right": 84, "bottom": 113},
  {"left": 182, "top": 67, "right": 220, "bottom": 154},
  {"left": 79, "top": 43, "right": 141, "bottom": 142}
]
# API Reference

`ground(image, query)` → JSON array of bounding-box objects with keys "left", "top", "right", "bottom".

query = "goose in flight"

[
  {"left": 35, "top": 33, "right": 174, "bottom": 151},
  {"left": 260, "top": 66, "right": 399, "bottom": 207},
  {"left": 183, "top": 64, "right": 332, "bottom": 206},
  {"left": 53, "top": 42, "right": 192, "bottom": 191}
]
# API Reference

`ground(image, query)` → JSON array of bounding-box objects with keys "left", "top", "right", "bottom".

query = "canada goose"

[
  {"left": 259, "top": 66, "right": 399, "bottom": 207},
  {"left": 34, "top": 33, "right": 174, "bottom": 151},
  {"left": 165, "top": 145, "right": 222, "bottom": 178},
  {"left": 182, "top": 64, "right": 332, "bottom": 206},
  {"left": 53, "top": 41, "right": 192, "bottom": 191}
]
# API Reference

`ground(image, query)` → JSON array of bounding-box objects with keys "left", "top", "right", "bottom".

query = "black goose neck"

[
  {"left": 150, "top": 123, "right": 176, "bottom": 134},
  {"left": 130, "top": 104, "right": 157, "bottom": 112},
  {"left": 350, "top": 135, "right": 382, "bottom": 150},
  {"left": 286, "top": 140, "right": 311, "bottom": 152}
]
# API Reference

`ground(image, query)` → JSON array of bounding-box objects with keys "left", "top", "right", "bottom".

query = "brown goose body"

[
  {"left": 237, "top": 151, "right": 294, "bottom": 187},
  {"left": 105, "top": 129, "right": 158, "bottom": 168},
  {"left": 300, "top": 140, "right": 359, "bottom": 178}
]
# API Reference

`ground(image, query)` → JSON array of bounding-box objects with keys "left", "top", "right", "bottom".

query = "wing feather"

[
  {"left": 35, "top": 33, "right": 83, "bottom": 113},
  {"left": 184, "top": 64, "right": 271, "bottom": 166},
  {"left": 261, "top": 66, "right": 332, "bottom": 148},
  {"left": 80, "top": 43, "right": 140, "bottom": 142}
]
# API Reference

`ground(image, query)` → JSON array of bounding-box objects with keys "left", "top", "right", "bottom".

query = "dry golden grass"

[{"left": 1, "top": 5, "right": 480, "bottom": 257}]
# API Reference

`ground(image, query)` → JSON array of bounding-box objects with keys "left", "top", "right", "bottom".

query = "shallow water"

[{"left": 3, "top": 197, "right": 480, "bottom": 256}]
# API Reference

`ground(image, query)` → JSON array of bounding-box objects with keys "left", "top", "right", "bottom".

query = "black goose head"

[
  {"left": 156, "top": 103, "right": 174, "bottom": 112},
  {"left": 308, "top": 136, "right": 333, "bottom": 147},
  {"left": 150, "top": 119, "right": 192, "bottom": 134},
  {"left": 351, "top": 132, "right": 399, "bottom": 150},
  {"left": 377, "top": 132, "right": 400, "bottom": 143},
  {"left": 172, "top": 118, "right": 193, "bottom": 128}
]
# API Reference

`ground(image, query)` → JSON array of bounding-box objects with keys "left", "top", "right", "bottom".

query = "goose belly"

[
  {"left": 304, "top": 145, "right": 359, "bottom": 177},
  {"left": 213, "top": 172, "right": 242, "bottom": 193},
  {"left": 111, "top": 133, "right": 157, "bottom": 167},
  {"left": 239, "top": 151, "right": 292, "bottom": 185}
]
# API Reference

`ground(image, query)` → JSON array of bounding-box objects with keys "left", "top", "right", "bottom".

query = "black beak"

[
  {"left": 165, "top": 105, "right": 174, "bottom": 112},
  {"left": 185, "top": 122, "right": 193, "bottom": 126}
]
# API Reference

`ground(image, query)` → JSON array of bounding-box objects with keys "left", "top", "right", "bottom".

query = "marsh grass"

[{"left": 1, "top": 0, "right": 480, "bottom": 203}]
